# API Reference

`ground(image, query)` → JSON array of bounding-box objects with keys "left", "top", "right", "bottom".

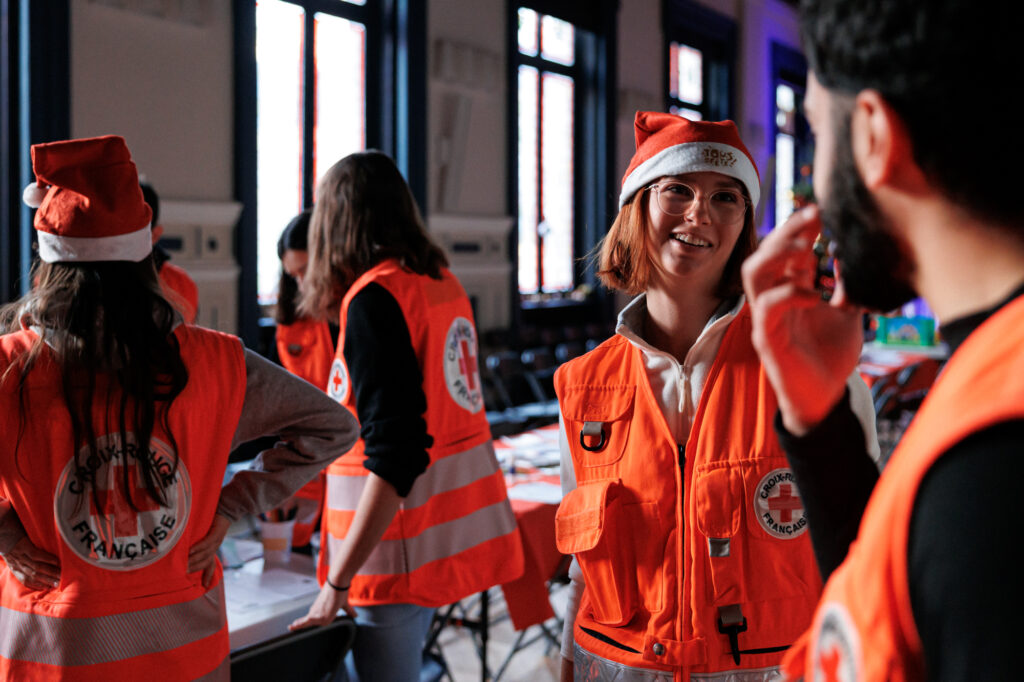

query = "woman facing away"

[
  {"left": 0, "top": 135, "right": 359, "bottom": 681},
  {"left": 287, "top": 150, "right": 524, "bottom": 682},
  {"left": 554, "top": 112, "right": 879, "bottom": 681}
]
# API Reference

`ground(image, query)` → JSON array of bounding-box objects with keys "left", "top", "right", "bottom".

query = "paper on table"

[
  {"left": 507, "top": 481, "right": 562, "bottom": 505},
  {"left": 224, "top": 565, "right": 320, "bottom": 615}
]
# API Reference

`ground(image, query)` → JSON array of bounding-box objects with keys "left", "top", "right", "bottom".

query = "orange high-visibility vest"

[
  {"left": 555, "top": 306, "right": 822, "bottom": 680},
  {"left": 159, "top": 262, "right": 199, "bottom": 324},
  {"left": 275, "top": 317, "right": 334, "bottom": 547},
  {"left": 276, "top": 317, "right": 334, "bottom": 390},
  {"left": 0, "top": 325, "right": 246, "bottom": 681},
  {"left": 784, "top": 293, "right": 1024, "bottom": 682},
  {"left": 320, "top": 260, "right": 523, "bottom": 606}
]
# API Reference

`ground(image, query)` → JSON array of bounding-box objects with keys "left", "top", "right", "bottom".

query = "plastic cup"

[{"left": 259, "top": 519, "right": 296, "bottom": 565}]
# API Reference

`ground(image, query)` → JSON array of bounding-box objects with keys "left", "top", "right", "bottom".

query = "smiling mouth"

[{"left": 671, "top": 233, "right": 711, "bottom": 248}]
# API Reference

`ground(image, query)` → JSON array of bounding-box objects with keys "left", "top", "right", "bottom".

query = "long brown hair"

[
  {"left": 300, "top": 150, "right": 447, "bottom": 318},
  {"left": 596, "top": 184, "right": 757, "bottom": 299},
  {"left": 0, "top": 257, "right": 188, "bottom": 509}
]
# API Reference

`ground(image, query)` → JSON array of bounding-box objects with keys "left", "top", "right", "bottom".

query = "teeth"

[{"left": 672, "top": 233, "right": 711, "bottom": 247}]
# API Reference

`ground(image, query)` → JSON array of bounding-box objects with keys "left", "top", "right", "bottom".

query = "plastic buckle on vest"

[
  {"left": 717, "top": 604, "right": 748, "bottom": 665},
  {"left": 579, "top": 421, "right": 606, "bottom": 451}
]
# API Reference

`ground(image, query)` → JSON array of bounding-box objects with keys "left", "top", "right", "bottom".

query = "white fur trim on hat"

[
  {"left": 619, "top": 141, "right": 760, "bottom": 210},
  {"left": 36, "top": 224, "right": 153, "bottom": 263}
]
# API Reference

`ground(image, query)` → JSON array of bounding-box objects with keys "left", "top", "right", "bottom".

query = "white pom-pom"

[{"left": 23, "top": 183, "right": 48, "bottom": 209}]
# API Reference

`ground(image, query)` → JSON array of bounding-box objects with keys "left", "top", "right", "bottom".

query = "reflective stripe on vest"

[
  {"left": 327, "top": 440, "right": 499, "bottom": 512},
  {"left": 574, "top": 644, "right": 783, "bottom": 682},
  {"left": 329, "top": 498, "right": 518, "bottom": 575},
  {"left": 0, "top": 582, "right": 223, "bottom": 666}
]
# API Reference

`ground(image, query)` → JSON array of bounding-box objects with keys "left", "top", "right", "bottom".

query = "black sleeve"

[
  {"left": 908, "top": 419, "right": 1024, "bottom": 681},
  {"left": 774, "top": 389, "right": 880, "bottom": 580},
  {"left": 342, "top": 283, "right": 432, "bottom": 497}
]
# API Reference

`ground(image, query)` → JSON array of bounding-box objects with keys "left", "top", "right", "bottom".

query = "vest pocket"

[
  {"left": 694, "top": 463, "right": 745, "bottom": 605},
  {"left": 559, "top": 385, "right": 635, "bottom": 467},
  {"left": 695, "top": 458, "right": 820, "bottom": 606},
  {"left": 555, "top": 479, "right": 638, "bottom": 626}
]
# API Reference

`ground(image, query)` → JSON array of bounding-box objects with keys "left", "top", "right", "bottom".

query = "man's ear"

[{"left": 850, "top": 89, "right": 918, "bottom": 190}]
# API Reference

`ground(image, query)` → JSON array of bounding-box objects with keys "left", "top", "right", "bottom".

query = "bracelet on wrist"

[{"left": 326, "top": 577, "right": 350, "bottom": 592}]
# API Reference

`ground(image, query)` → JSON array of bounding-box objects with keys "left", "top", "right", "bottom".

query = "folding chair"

[{"left": 230, "top": 615, "right": 357, "bottom": 682}]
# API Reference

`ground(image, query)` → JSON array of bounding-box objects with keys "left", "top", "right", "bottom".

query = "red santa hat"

[
  {"left": 22, "top": 135, "right": 152, "bottom": 263},
  {"left": 619, "top": 111, "right": 760, "bottom": 210}
]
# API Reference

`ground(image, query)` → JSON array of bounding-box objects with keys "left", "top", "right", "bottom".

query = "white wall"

[{"left": 71, "top": 0, "right": 234, "bottom": 200}]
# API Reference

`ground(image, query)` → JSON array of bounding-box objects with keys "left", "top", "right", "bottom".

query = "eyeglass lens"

[{"left": 653, "top": 183, "right": 747, "bottom": 221}]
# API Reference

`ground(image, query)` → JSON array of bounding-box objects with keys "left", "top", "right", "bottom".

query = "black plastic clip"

[{"left": 717, "top": 607, "right": 748, "bottom": 665}]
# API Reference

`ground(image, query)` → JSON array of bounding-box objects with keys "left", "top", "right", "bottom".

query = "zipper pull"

[{"left": 678, "top": 443, "right": 685, "bottom": 468}]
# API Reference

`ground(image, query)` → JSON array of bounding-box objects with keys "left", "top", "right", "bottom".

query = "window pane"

[
  {"left": 669, "top": 105, "right": 702, "bottom": 121},
  {"left": 776, "top": 83, "right": 796, "bottom": 135},
  {"left": 315, "top": 12, "right": 366, "bottom": 186},
  {"left": 670, "top": 42, "right": 703, "bottom": 106},
  {"left": 540, "top": 72, "right": 574, "bottom": 293},
  {"left": 775, "top": 132, "right": 795, "bottom": 227},
  {"left": 517, "top": 8, "right": 538, "bottom": 57},
  {"left": 517, "top": 65, "right": 539, "bottom": 294},
  {"left": 540, "top": 14, "right": 574, "bottom": 66},
  {"left": 256, "top": 0, "right": 304, "bottom": 304}
]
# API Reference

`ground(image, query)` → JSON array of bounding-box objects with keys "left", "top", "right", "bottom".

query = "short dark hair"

[
  {"left": 799, "top": 0, "right": 1024, "bottom": 232},
  {"left": 275, "top": 209, "right": 312, "bottom": 325},
  {"left": 140, "top": 181, "right": 160, "bottom": 226}
]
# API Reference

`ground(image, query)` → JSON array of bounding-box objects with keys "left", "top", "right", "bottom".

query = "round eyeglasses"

[{"left": 646, "top": 181, "right": 750, "bottom": 223}]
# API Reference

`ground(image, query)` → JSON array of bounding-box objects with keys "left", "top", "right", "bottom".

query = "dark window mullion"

[
  {"left": 302, "top": 11, "right": 316, "bottom": 207},
  {"left": 516, "top": 52, "right": 573, "bottom": 77},
  {"left": 535, "top": 64, "right": 544, "bottom": 293},
  {"left": 280, "top": 0, "right": 366, "bottom": 22}
]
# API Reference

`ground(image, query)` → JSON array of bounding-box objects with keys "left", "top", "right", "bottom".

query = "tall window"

[
  {"left": 254, "top": 0, "right": 369, "bottom": 306},
  {"left": 770, "top": 42, "right": 812, "bottom": 233},
  {"left": 515, "top": 8, "right": 577, "bottom": 297},
  {"left": 663, "top": 1, "right": 736, "bottom": 122},
  {"left": 667, "top": 42, "right": 703, "bottom": 120}
]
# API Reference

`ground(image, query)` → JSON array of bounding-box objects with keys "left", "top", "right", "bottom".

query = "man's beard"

[{"left": 820, "top": 111, "right": 918, "bottom": 312}]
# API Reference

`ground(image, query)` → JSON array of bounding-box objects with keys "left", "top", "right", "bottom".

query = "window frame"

[
  {"left": 769, "top": 40, "right": 811, "bottom": 235},
  {"left": 1, "top": 0, "right": 70, "bottom": 302},
  {"left": 233, "top": 0, "right": 425, "bottom": 349},
  {"left": 506, "top": 0, "right": 617, "bottom": 328},
  {"left": 662, "top": 0, "right": 737, "bottom": 122}
]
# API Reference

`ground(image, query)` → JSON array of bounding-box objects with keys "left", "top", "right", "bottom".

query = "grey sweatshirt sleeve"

[
  {"left": 215, "top": 349, "right": 359, "bottom": 522},
  {"left": 0, "top": 499, "right": 27, "bottom": 555}
]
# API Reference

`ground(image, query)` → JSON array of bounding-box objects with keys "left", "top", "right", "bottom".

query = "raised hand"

[{"left": 742, "top": 205, "right": 865, "bottom": 434}]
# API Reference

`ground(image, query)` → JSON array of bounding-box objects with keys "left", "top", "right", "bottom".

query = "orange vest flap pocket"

[
  {"left": 559, "top": 385, "right": 636, "bottom": 422},
  {"left": 555, "top": 479, "right": 618, "bottom": 554},
  {"left": 694, "top": 465, "right": 743, "bottom": 539}
]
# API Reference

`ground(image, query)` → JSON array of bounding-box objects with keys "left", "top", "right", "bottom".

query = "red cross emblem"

[
  {"left": 458, "top": 338, "right": 479, "bottom": 391},
  {"left": 90, "top": 463, "right": 162, "bottom": 537},
  {"left": 767, "top": 483, "right": 803, "bottom": 522},
  {"left": 328, "top": 359, "right": 348, "bottom": 401},
  {"left": 819, "top": 645, "right": 843, "bottom": 682}
]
